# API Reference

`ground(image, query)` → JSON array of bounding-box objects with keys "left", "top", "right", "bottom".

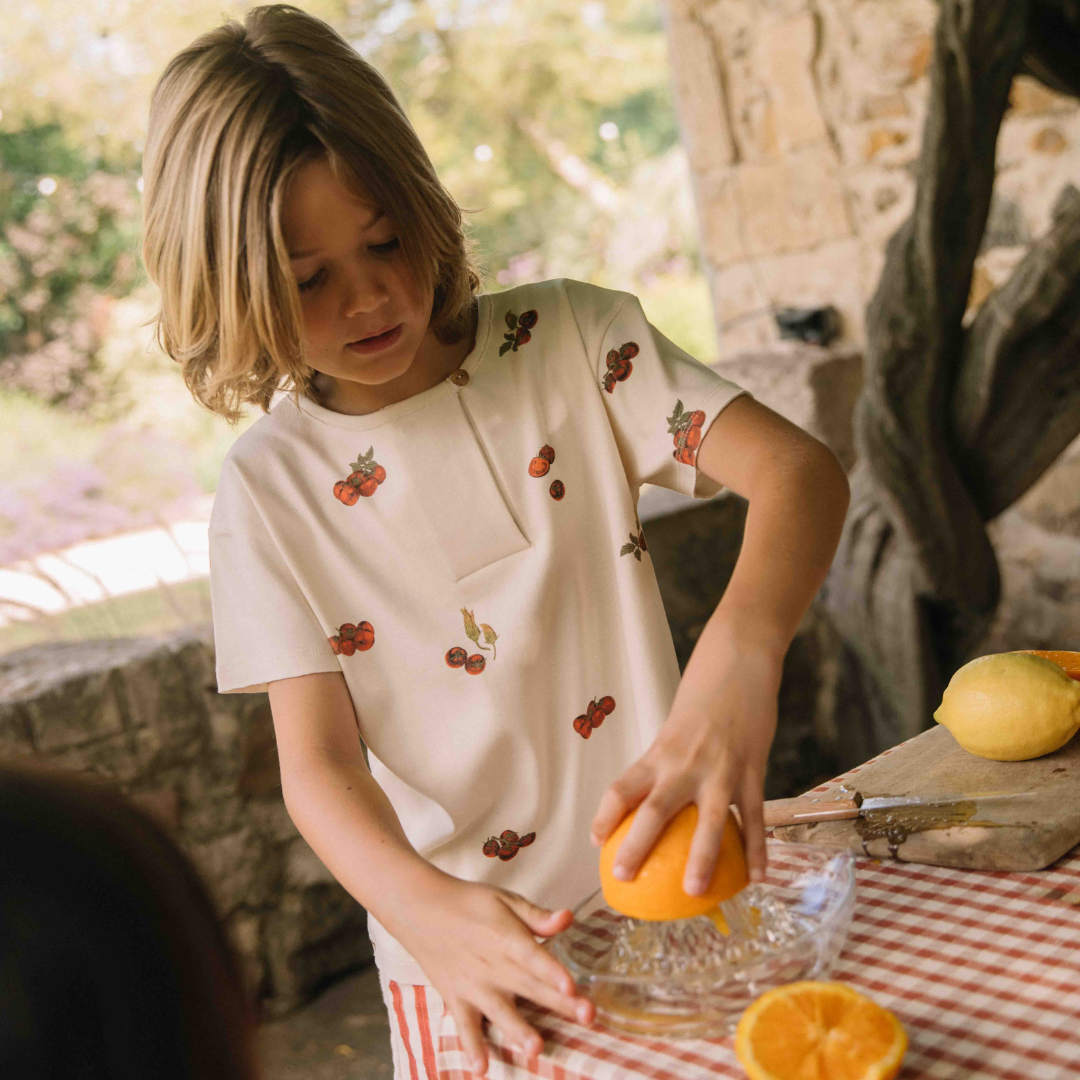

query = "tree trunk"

[{"left": 822, "top": 0, "right": 1080, "bottom": 758}]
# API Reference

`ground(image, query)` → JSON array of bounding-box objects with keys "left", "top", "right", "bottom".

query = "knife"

[{"left": 762, "top": 790, "right": 1033, "bottom": 828}]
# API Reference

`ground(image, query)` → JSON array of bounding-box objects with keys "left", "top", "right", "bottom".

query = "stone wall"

[
  {"left": 661, "top": 0, "right": 1080, "bottom": 358},
  {"left": 0, "top": 632, "right": 372, "bottom": 1017}
]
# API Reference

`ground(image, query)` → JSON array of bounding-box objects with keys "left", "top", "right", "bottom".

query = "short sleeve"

[
  {"left": 208, "top": 463, "right": 340, "bottom": 694},
  {"left": 594, "top": 291, "right": 749, "bottom": 497}
]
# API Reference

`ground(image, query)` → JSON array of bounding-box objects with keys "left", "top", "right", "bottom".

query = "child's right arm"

[{"left": 267, "top": 671, "right": 595, "bottom": 1073}]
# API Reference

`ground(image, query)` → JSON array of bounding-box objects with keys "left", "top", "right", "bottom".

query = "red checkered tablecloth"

[{"left": 434, "top": 756, "right": 1080, "bottom": 1078}]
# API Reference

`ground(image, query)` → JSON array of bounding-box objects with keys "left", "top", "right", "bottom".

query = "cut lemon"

[{"left": 735, "top": 981, "right": 907, "bottom": 1080}]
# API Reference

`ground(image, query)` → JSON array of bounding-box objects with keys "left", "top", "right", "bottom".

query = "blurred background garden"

[{"left": 0, "top": 0, "right": 715, "bottom": 654}]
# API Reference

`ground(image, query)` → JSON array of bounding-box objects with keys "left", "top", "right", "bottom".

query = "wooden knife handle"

[{"left": 763, "top": 797, "right": 861, "bottom": 828}]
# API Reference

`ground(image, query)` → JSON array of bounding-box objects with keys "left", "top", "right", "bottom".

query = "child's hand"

[
  {"left": 390, "top": 874, "right": 594, "bottom": 1075},
  {"left": 589, "top": 642, "right": 780, "bottom": 893}
]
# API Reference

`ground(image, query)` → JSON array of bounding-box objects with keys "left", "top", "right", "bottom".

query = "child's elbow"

[{"left": 802, "top": 438, "right": 850, "bottom": 512}]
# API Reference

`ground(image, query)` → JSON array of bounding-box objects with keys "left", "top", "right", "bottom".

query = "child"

[{"left": 141, "top": 5, "right": 849, "bottom": 1075}]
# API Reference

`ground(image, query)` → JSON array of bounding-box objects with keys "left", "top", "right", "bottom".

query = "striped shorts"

[{"left": 378, "top": 972, "right": 535, "bottom": 1080}]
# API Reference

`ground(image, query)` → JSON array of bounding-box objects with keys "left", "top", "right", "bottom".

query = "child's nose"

[{"left": 341, "top": 265, "right": 389, "bottom": 317}]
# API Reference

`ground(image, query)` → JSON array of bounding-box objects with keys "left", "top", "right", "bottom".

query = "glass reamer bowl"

[{"left": 549, "top": 840, "right": 856, "bottom": 1038}]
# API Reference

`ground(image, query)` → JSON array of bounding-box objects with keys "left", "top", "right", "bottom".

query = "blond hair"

[{"left": 141, "top": 4, "right": 482, "bottom": 423}]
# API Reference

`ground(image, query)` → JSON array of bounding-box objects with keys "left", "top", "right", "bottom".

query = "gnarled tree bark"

[{"left": 822, "top": 0, "right": 1080, "bottom": 761}]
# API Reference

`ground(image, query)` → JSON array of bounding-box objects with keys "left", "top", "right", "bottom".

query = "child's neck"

[{"left": 321, "top": 298, "right": 478, "bottom": 416}]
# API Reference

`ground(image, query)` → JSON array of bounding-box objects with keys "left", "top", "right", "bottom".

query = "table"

[{"left": 433, "top": 762, "right": 1080, "bottom": 1079}]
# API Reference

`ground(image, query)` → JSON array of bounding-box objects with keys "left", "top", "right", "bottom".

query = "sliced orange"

[
  {"left": 735, "top": 981, "right": 907, "bottom": 1080},
  {"left": 599, "top": 804, "right": 748, "bottom": 921},
  {"left": 1016, "top": 650, "right": 1080, "bottom": 680}
]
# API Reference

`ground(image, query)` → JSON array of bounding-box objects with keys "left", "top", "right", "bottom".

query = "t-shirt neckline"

[{"left": 293, "top": 291, "right": 493, "bottom": 432}]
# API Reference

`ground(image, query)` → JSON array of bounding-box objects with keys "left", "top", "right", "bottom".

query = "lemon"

[{"left": 935, "top": 652, "right": 1080, "bottom": 761}]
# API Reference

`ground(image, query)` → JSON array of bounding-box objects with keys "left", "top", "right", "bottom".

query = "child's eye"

[
  {"left": 370, "top": 238, "right": 400, "bottom": 255},
  {"left": 297, "top": 268, "right": 324, "bottom": 293}
]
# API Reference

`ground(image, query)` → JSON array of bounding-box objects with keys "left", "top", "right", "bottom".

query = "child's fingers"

[
  {"left": 589, "top": 762, "right": 654, "bottom": 846},
  {"left": 682, "top": 796, "right": 731, "bottom": 895},
  {"left": 499, "top": 895, "right": 577, "bottom": 994},
  {"left": 511, "top": 969, "right": 594, "bottom": 1026},
  {"left": 737, "top": 779, "right": 768, "bottom": 883},
  {"left": 611, "top": 790, "right": 690, "bottom": 881},
  {"left": 501, "top": 892, "right": 571, "bottom": 937},
  {"left": 448, "top": 999, "right": 488, "bottom": 1076},
  {"left": 479, "top": 991, "right": 545, "bottom": 1061}
]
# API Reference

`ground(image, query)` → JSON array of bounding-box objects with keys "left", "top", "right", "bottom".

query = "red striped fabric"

[
  {"left": 425, "top": 745, "right": 1080, "bottom": 1078},
  {"left": 413, "top": 984, "right": 440, "bottom": 1079},
  {"left": 388, "top": 979, "right": 421, "bottom": 1080}
]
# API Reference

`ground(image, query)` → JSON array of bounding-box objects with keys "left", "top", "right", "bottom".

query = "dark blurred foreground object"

[
  {"left": 774, "top": 305, "right": 842, "bottom": 346},
  {"left": 0, "top": 761, "right": 261, "bottom": 1080}
]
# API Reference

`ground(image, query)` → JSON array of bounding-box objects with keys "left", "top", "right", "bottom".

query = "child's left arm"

[{"left": 590, "top": 394, "right": 850, "bottom": 891}]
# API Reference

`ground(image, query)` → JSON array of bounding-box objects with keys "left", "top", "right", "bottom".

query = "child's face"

[{"left": 281, "top": 155, "right": 433, "bottom": 401}]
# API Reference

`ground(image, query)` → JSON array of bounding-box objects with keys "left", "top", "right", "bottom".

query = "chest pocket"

[{"left": 392, "top": 387, "right": 530, "bottom": 581}]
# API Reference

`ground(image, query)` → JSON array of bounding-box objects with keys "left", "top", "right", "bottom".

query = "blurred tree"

[
  {"left": 0, "top": 0, "right": 703, "bottom": 417},
  {"left": 0, "top": 1, "right": 347, "bottom": 158},
  {"left": 343, "top": 0, "right": 693, "bottom": 288},
  {"left": 0, "top": 125, "right": 141, "bottom": 412}
]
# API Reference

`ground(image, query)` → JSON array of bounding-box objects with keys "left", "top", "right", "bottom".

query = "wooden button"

[{"left": 449, "top": 368, "right": 470, "bottom": 386}]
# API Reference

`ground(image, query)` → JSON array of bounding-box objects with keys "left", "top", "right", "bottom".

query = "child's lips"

[{"left": 346, "top": 324, "right": 402, "bottom": 354}]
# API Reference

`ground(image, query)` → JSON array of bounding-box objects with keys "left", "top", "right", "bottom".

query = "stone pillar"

[{"left": 659, "top": 0, "right": 1080, "bottom": 358}]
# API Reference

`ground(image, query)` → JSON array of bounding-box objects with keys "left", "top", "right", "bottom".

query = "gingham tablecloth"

[{"left": 436, "top": 753, "right": 1080, "bottom": 1079}]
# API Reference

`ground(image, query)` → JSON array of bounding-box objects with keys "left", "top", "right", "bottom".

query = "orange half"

[
  {"left": 1016, "top": 650, "right": 1080, "bottom": 680},
  {"left": 735, "top": 981, "right": 907, "bottom": 1080},
  {"left": 599, "top": 804, "right": 748, "bottom": 921}
]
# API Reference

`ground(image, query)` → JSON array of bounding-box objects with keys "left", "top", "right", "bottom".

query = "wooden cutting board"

[{"left": 772, "top": 724, "right": 1080, "bottom": 871}]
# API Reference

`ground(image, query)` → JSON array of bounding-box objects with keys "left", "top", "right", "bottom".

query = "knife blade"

[{"left": 763, "top": 789, "right": 1033, "bottom": 828}]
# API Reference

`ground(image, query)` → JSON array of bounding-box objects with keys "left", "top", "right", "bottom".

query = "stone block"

[
  {"left": 767, "top": 237, "right": 868, "bottom": 347},
  {"left": 1014, "top": 434, "right": 1080, "bottom": 539},
  {"left": 758, "top": 12, "right": 831, "bottom": 154},
  {"left": 982, "top": 508, "right": 1080, "bottom": 653},
  {"left": 736, "top": 145, "right": 852, "bottom": 257},
  {"left": 238, "top": 701, "right": 281, "bottom": 798},
  {"left": 0, "top": 704, "right": 35, "bottom": 756},
  {"left": 1009, "top": 75, "right": 1075, "bottom": 116},
  {"left": 228, "top": 909, "right": 268, "bottom": 1001},
  {"left": 263, "top": 886, "right": 373, "bottom": 1016},
  {"left": 661, "top": 0, "right": 737, "bottom": 177},
  {"left": 285, "top": 836, "right": 337, "bottom": 888},
  {"left": 14, "top": 666, "right": 124, "bottom": 753},
  {"left": 698, "top": 173, "right": 744, "bottom": 268},
  {"left": 41, "top": 730, "right": 143, "bottom": 784},
  {"left": 189, "top": 824, "right": 281, "bottom": 913}
]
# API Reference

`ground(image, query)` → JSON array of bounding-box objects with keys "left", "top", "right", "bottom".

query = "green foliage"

[
  {"left": 0, "top": 124, "right": 142, "bottom": 413},
  {"left": 345, "top": 0, "right": 696, "bottom": 292}
]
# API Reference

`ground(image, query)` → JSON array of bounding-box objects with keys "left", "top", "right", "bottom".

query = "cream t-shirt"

[{"left": 208, "top": 278, "right": 748, "bottom": 984}]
